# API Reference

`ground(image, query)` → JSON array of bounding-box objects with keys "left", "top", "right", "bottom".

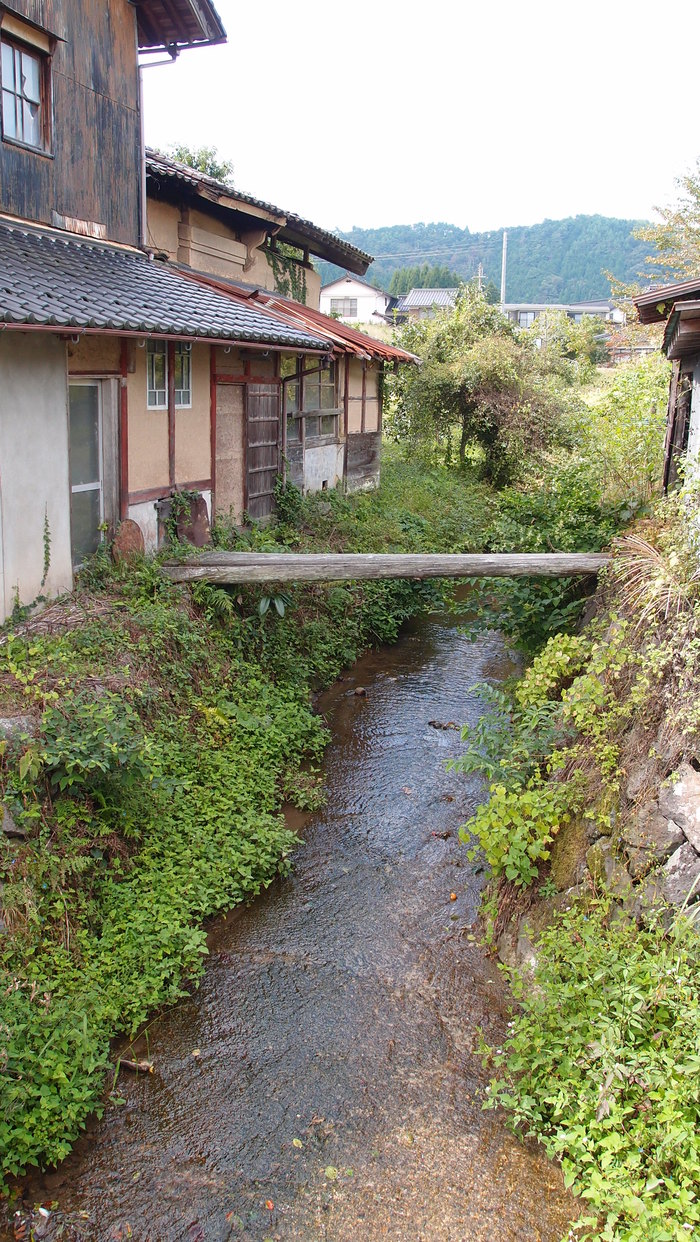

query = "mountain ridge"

[{"left": 315, "top": 214, "right": 649, "bottom": 303}]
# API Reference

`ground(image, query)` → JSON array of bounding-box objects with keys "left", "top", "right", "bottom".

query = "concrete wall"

[
  {"left": 304, "top": 443, "right": 344, "bottom": 492},
  {"left": 0, "top": 334, "right": 73, "bottom": 619}
]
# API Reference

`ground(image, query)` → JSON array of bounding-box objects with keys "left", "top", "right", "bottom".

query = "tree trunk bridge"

[{"left": 162, "top": 551, "right": 610, "bottom": 585}]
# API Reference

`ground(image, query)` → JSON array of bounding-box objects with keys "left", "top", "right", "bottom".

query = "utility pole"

[
  {"left": 477, "top": 262, "right": 484, "bottom": 294},
  {"left": 500, "top": 230, "right": 508, "bottom": 307}
]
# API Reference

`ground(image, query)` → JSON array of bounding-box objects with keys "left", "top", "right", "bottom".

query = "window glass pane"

[
  {"left": 20, "top": 49, "right": 40, "bottom": 103},
  {"left": 1, "top": 42, "right": 15, "bottom": 88},
  {"left": 287, "top": 415, "right": 300, "bottom": 442},
  {"left": 2, "top": 89, "right": 16, "bottom": 137},
  {"left": 305, "top": 374, "right": 320, "bottom": 411},
  {"left": 71, "top": 489, "right": 101, "bottom": 566},
  {"left": 285, "top": 381, "right": 299, "bottom": 414},
  {"left": 22, "top": 96, "right": 39, "bottom": 145},
  {"left": 320, "top": 414, "right": 336, "bottom": 436},
  {"left": 280, "top": 354, "right": 299, "bottom": 378},
  {"left": 69, "top": 385, "right": 100, "bottom": 486},
  {"left": 305, "top": 416, "right": 320, "bottom": 439}
]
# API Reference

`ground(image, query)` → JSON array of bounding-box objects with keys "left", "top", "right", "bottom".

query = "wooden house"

[
  {"left": 635, "top": 279, "right": 700, "bottom": 489},
  {"left": 143, "top": 151, "right": 415, "bottom": 507},
  {"left": 0, "top": 2, "right": 415, "bottom": 621}
]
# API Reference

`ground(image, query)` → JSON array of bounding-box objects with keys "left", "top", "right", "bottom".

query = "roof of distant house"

[
  {"left": 321, "top": 273, "right": 389, "bottom": 296},
  {"left": 396, "top": 287, "right": 458, "bottom": 310},
  {"left": 146, "top": 150, "right": 373, "bottom": 276},
  {"left": 136, "top": 0, "right": 226, "bottom": 51},
  {"left": 0, "top": 218, "right": 328, "bottom": 350}
]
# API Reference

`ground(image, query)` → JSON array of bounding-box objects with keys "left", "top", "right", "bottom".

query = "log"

[{"left": 161, "top": 551, "right": 610, "bottom": 585}]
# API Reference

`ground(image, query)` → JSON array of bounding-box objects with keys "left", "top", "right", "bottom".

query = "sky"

[{"left": 142, "top": 0, "right": 700, "bottom": 238}]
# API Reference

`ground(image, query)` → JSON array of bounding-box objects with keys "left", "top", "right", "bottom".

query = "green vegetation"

[
  {"left": 387, "top": 263, "right": 463, "bottom": 295},
  {"left": 457, "top": 489, "right": 700, "bottom": 1240},
  {"left": 315, "top": 216, "right": 649, "bottom": 303},
  {"left": 163, "top": 143, "right": 235, "bottom": 185},
  {"left": 0, "top": 454, "right": 499, "bottom": 1186}
]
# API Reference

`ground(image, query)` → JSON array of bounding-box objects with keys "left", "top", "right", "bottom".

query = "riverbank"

[{"left": 464, "top": 490, "right": 700, "bottom": 1241}]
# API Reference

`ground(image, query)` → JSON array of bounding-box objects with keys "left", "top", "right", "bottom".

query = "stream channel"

[{"left": 7, "top": 608, "right": 575, "bottom": 1242}]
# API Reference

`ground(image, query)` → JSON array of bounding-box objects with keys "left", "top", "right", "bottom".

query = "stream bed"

[{"left": 6, "top": 611, "right": 575, "bottom": 1241}]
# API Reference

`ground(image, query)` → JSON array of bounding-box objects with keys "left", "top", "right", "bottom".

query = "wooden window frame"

[
  {"left": 147, "top": 341, "right": 193, "bottom": 410},
  {"left": 0, "top": 29, "right": 52, "bottom": 154}
]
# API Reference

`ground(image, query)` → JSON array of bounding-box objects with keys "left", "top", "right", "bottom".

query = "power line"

[{"left": 369, "top": 239, "right": 505, "bottom": 262}]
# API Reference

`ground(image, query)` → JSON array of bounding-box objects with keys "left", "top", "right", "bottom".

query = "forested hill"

[{"left": 316, "top": 216, "right": 649, "bottom": 302}]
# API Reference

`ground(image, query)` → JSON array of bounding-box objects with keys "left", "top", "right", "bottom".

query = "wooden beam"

[{"left": 162, "top": 551, "right": 610, "bottom": 585}]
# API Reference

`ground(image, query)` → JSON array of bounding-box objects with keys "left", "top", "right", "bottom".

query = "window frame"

[
  {"left": 330, "top": 297, "right": 358, "bottom": 318},
  {"left": 147, "top": 341, "right": 193, "bottom": 410},
  {"left": 0, "top": 29, "right": 52, "bottom": 154}
]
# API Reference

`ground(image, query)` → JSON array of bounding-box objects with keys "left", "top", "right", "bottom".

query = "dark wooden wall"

[{"left": 0, "top": 0, "right": 141, "bottom": 244}]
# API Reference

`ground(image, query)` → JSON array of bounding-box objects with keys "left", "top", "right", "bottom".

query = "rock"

[
  {"left": 0, "top": 714, "right": 35, "bottom": 740},
  {"left": 176, "top": 494, "right": 212, "bottom": 548},
  {"left": 1, "top": 804, "right": 27, "bottom": 838},
  {"left": 549, "top": 817, "right": 589, "bottom": 890},
  {"left": 624, "top": 756, "right": 658, "bottom": 804},
  {"left": 586, "top": 839, "right": 632, "bottom": 897},
  {"left": 112, "top": 518, "right": 145, "bottom": 563},
  {"left": 658, "top": 764, "right": 700, "bottom": 852},
  {"left": 620, "top": 802, "right": 685, "bottom": 877},
  {"left": 354, "top": 686, "right": 367, "bottom": 697},
  {"left": 662, "top": 842, "right": 700, "bottom": 906}
]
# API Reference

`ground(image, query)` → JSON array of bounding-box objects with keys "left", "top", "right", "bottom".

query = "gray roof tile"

[{"left": 0, "top": 219, "right": 329, "bottom": 350}]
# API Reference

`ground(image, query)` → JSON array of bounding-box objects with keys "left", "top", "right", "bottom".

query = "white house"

[{"left": 320, "top": 274, "right": 392, "bottom": 324}]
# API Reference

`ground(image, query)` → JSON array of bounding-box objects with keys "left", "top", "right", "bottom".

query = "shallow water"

[{"left": 6, "top": 613, "right": 574, "bottom": 1242}]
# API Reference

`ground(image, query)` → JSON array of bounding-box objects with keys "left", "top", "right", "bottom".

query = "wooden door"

[{"left": 246, "top": 383, "right": 280, "bottom": 521}]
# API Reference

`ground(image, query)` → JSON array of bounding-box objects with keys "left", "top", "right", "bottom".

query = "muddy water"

[{"left": 9, "top": 613, "right": 574, "bottom": 1242}]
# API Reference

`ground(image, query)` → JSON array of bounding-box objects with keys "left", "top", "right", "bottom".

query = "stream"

[{"left": 7, "top": 609, "right": 574, "bottom": 1241}]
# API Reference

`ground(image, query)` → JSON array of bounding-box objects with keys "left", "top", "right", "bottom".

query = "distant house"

[
  {"left": 394, "top": 288, "right": 459, "bottom": 320},
  {"left": 635, "top": 278, "right": 700, "bottom": 489},
  {"left": 320, "top": 274, "right": 394, "bottom": 324},
  {"left": 0, "top": 0, "right": 416, "bottom": 622},
  {"left": 503, "top": 300, "right": 626, "bottom": 328}
]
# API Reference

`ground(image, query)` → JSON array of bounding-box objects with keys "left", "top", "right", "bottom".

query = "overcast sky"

[{"left": 142, "top": 0, "right": 699, "bottom": 238}]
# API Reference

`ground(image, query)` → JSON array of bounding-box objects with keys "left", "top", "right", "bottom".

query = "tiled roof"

[
  {"left": 0, "top": 219, "right": 329, "bottom": 350},
  {"left": 396, "top": 287, "right": 458, "bottom": 310},
  {"left": 145, "top": 149, "right": 373, "bottom": 275}
]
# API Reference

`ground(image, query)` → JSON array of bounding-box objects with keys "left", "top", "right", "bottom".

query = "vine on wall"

[{"left": 266, "top": 242, "right": 308, "bottom": 305}]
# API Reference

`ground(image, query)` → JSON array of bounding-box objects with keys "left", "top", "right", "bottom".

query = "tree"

[
  {"left": 166, "top": 144, "right": 234, "bottom": 186},
  {"left": 387, "top": 288, "right": 566, "bottom": 483},
  {"left": 634, "top": 158, "right": 700, "bottom": 282}
]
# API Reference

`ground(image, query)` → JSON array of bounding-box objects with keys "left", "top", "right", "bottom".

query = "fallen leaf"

[
  {"left": 191, "top": 1049, "right": 201, "bottom": 1058},
  {"left": 264, "top": 1200, "right": 274, "bottom": 1211},
  {"left": 324, "top": 1166, "right": 339, "bottom": 1181},
  {"left": 450, "top": 892, "right": 457, "bottom": 901},
  {"left": 292, "top": 1137, "right": 303, "bottom": 1148}
]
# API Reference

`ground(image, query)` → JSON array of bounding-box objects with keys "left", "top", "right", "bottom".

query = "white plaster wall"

[
  {"left": 128, "top": 489, "right": 211, "bottom": 554},
  {"left": 0, "top": 334, "right": 73, "bottom": 620},
  {"left": 320, "top": 278, "right": 388, "bottom": 322},
  {"left": 303, "top": 444, "right": 344, "bottom": 493}
]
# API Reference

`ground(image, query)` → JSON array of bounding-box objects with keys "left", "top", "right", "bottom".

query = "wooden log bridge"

[{"left": 162, "top": 551, "right": 610, "bottom": 585}]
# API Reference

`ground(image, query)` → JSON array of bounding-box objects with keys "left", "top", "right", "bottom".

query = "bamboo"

[{"left": 162, "top": 551, "right": 610, "bottom": 585}]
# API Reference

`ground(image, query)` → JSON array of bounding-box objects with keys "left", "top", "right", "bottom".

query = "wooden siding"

[
  {"left": 246, "top": 384, "right": 280, "bottom": 520},
  {"left": 0, "top": 0, "right": 141, "bottom": 243}
]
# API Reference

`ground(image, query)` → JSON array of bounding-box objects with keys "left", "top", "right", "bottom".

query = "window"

[
  {"left": 147, "top": 341, "right": 167, "bottom": 408},
  {"left": 174, "top": 342, "right": 191, "bottom": 407},
  {"left": 304, "top": 360, "right": 336, "bottom": 412},
  {"left": 1, "top": 33, "right": 49, "bottom": 151},
  {"left": 305, "top": 413, "right": 338, "bottom": 440},
  {"left": 330, "top": 297, "right": 358, "bottom": 318},
  {"left": 518, "top": 311, "right": 536, "bottom": 328},
  {"left": 147, "top": 341, "right": 192, "bottom": 409}
]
